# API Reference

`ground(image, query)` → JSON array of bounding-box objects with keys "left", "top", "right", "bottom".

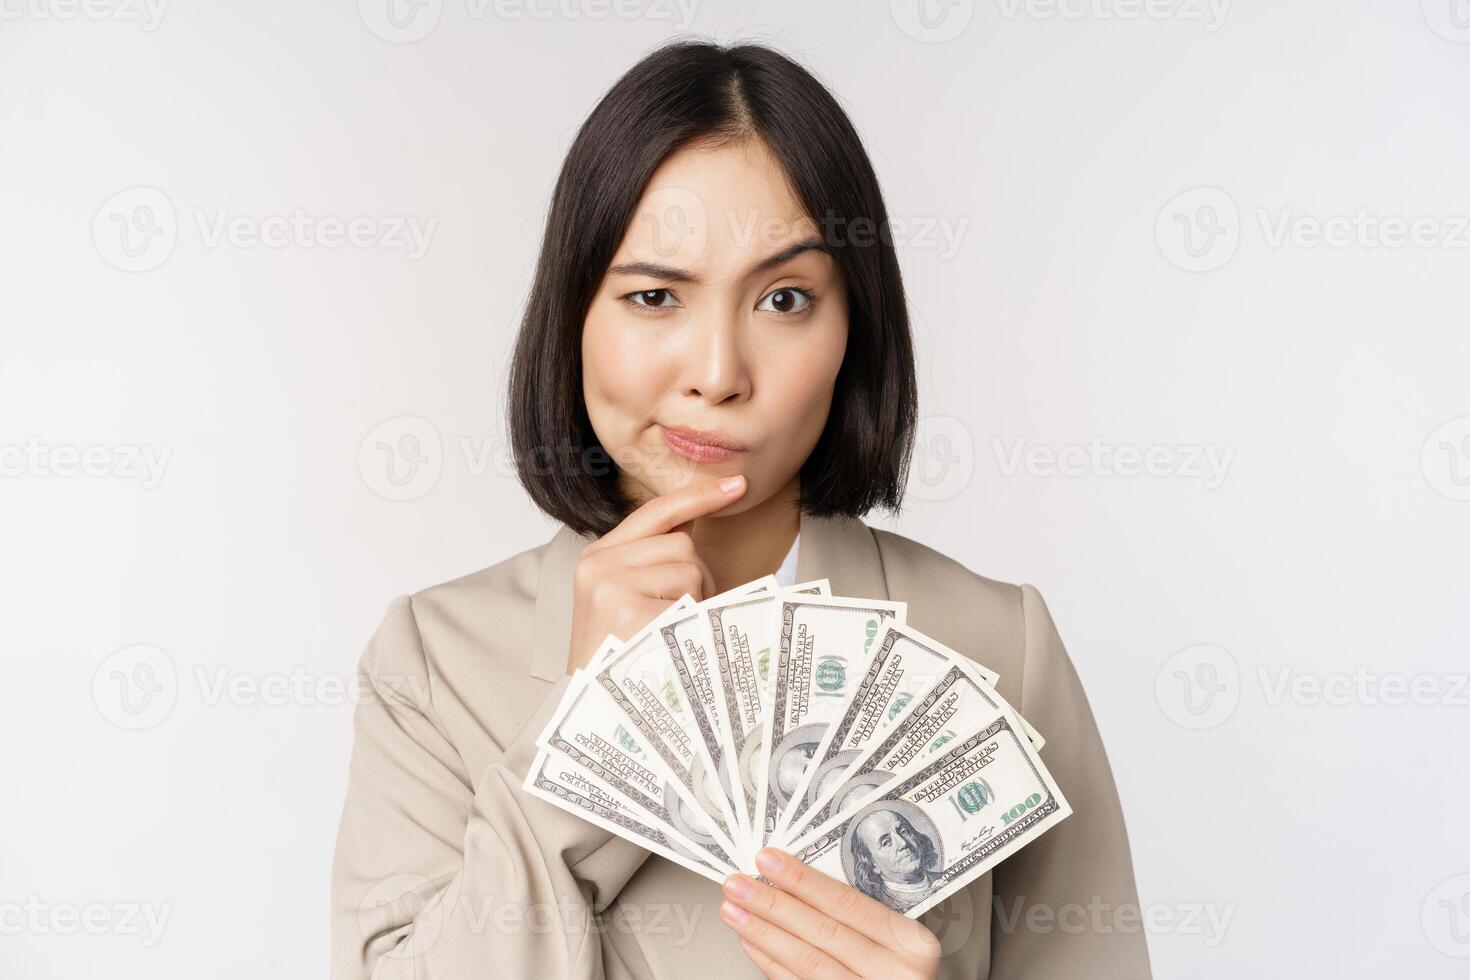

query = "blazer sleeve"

[
  {"left": 987, "top": 585, "right": 1153, "bottom": 980},
  {"left": 329, "top": 595, "right": 653, "bottom": 980}
]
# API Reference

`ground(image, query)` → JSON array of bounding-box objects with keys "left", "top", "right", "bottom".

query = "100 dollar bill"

[
  {"left": 779, "top": 622, "right": 1039, "bottom": 840},
  {"left": 537, "top": 652, "right": 739, "bottom": 868},
  {"left": 524, "top": 747, "right": 735, "bottom": 884},
  {"left": 783, "top": 657, "right": 1029, "bottom": 845},
  {"left": 755, "top": 594, "right": 906, "bottom": 844},
  {"left": 593, "top": 598, "right": 744, "bottom": 851},
  {"left": 785, "top": 714, "right": 1071, "bottom": 919},
  {"left": 667, "top": 577, "right": 831, "bottom": 844}
]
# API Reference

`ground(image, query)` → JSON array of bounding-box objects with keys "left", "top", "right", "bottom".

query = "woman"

[{"left": 331, "top": 40, "right": 1151, "bottom": 980}]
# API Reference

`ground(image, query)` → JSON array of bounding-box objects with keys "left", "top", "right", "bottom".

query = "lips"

[{"left": 660, "top": 424, "right": 748, "bottom": 463}]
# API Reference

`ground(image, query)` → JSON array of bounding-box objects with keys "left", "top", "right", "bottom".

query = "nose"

[{"left": 679, "top": 305, "right": 751, "bottom": 406}]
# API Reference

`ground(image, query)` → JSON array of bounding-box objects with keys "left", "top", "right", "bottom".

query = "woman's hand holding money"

[{"left": 721, "top": 848, "right": 941, "bottom": 980}]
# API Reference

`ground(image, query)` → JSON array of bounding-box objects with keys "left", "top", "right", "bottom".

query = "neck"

[{"left": 690, "top": 473, "right": 801, "bottom": 593}]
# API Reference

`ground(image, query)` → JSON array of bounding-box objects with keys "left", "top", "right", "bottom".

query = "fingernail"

[
  {"left": 720, "top": 901, "right": 748, "bottom": 925},
  {"left": 755, "top": 848, "right": 784, "bottom": 876},
  {"left": 720, "top": 475, "right": 744, "bottom": 493},
  {"left": 724, "top": 874, "right": 754, "bottom": 900}
]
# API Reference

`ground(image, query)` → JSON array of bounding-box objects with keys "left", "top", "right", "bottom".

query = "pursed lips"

[{"left": 660, "top": 424, "right": 749, "bottom": 462}]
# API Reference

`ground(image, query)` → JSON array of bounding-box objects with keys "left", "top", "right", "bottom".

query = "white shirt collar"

[{"left": 774, "top": 532, "right": 800, "bottom": 588}]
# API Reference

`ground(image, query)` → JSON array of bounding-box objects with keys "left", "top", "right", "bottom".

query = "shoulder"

[
  {"left": 867, "top": 524, "right": 1057, "bottom": 693},
  {"left": 869, "top": 524, "right": 1024, "bottom": 611},
  {"left": 358, "top": 535, "right": 555, "bottom": 692},
  {"left": 410, "top": 537, "right": 548, "bottom": 632}
]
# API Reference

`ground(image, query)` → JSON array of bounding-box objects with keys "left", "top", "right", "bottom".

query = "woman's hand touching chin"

[{"left": 720, "top": 848, "right": 942, "bottom": 980}]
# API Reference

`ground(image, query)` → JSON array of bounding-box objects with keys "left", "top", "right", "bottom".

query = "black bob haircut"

[{"left": 507, "top": 39, "right": 918, "bottom": 538}]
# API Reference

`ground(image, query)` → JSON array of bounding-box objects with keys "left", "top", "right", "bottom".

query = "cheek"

[
  {"left": 582, "top": 304, "right": 669, "bottom": 426},
  {"left": 767, "top": 324, "right": 846, "bottom": 422}
]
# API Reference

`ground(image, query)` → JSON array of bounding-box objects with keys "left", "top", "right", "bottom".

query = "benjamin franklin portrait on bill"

[{"left": 844, "top": 805, "right": 944, "bottom": 910}]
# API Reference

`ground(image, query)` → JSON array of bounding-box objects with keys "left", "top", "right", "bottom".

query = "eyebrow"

[{"left": 606, "top": 236, "right": 830, "bottom": 284}]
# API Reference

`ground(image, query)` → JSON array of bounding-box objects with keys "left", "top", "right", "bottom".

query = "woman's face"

[{"left": 582, "top": 137, "right": 849, "bottom": 515}]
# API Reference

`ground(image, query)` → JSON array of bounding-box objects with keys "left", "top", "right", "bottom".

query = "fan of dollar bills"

[{"left": 523, "top": 573, "right": 1071, "bottom": 919}]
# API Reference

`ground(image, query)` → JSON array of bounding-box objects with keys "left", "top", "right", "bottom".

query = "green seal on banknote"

[
  {"left": 956, "top": 778, "right": 993, "bottom": 814},
  {"left": 815, "top": 658, "right": 846, "bottom": 692}
]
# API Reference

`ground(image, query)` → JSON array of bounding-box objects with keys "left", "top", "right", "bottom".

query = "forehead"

[
  {"left": 858, "top": 809, "right": 903, "bottom": 839},
  {"left": 614, "top": 138, "right": 819, "bottom": 272}
]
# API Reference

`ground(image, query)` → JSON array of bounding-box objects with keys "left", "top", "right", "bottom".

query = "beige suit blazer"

[{"left": 330, "top": 513, "right": 1153, "bottom": 979}]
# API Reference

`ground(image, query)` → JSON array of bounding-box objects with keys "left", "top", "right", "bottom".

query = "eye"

[
  {"left": 757, "top": 286, "right": 816, "bottom": 316},
  {"left": 622, "top": 288, "right": 682, "bottom": 312}
]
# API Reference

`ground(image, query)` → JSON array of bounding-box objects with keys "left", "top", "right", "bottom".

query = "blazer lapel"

[{"left": 527, "top": 512, "right": 891, "bottom": 683}]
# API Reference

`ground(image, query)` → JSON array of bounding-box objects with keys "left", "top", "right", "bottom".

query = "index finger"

[{"left": 596, "top": 474, "right": 746, "bottom": 548}]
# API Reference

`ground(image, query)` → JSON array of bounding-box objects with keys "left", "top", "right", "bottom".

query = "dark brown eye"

[
  {"left": 758, "top": 287, "right": 813, "bottom": 315},
  {"left": 626, "top": 289, "right": 680, "bottom": 310}
]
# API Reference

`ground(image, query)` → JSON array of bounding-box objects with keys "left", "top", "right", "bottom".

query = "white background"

[{"left": 3, "top": 1, "right": 1468, "bottom": 977}]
